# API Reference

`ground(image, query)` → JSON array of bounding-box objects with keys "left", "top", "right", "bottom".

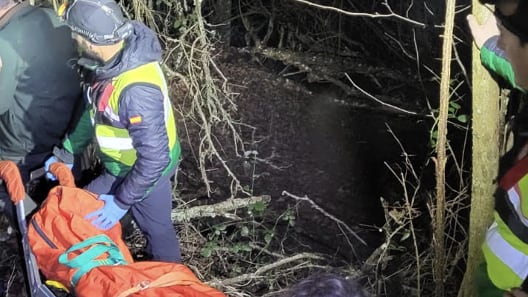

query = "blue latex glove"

[
  {"left": 44, "top": 156, "right": 73, "bottom": 181},
  {"left": 85, "top": 194, "right": 128, "bottom": 230}
]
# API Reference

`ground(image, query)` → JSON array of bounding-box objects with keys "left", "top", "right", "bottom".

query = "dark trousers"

[{"left": 84, "top": 170, "right": 182, "bottom": 263}]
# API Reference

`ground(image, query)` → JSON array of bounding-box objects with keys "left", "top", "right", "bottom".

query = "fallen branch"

[
  {"left": 249, "top": 46, "right": 422, "bottom": 116},
  {"left": 282, "top": 191, "right": 366, "bottom": 246},
  {"left": 291, "top": 0, "right": 425, "bottom": 27},
  {"left": 207, "top": 252, "right": 324, "bottom": 287},
  {"left": 345, "top": 73, "right": 418, "bottom": 115},
  {"left": 172, "top": 196, "right": 271, "bottom": 222}
]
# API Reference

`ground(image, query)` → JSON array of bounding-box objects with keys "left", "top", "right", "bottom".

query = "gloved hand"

[
  {"left": 85, "top": 194, "right": 128, "bottom": 230},
  {"left": 44, "top": 156, "right": 73, "bottom": 181},
  {"left": 466, "top": 14, "right": 499, "bottom": 49}
]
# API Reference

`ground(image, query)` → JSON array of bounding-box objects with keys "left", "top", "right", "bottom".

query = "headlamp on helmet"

[{"left": 57, "top": 0, "right": 133, "bottom": 45}]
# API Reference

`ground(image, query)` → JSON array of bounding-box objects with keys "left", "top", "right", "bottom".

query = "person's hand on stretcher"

[{"left": 85, "top": 194, "right": 128, "bottom": 230}]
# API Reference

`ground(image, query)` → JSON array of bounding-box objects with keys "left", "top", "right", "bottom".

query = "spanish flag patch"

[{"left": 129, "top": 115, "right": 142, "bottom": 124}]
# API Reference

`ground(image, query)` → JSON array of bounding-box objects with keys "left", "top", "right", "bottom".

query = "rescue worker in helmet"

[{"left": 45, "top": 0, "right": 182, "bottom": 263}]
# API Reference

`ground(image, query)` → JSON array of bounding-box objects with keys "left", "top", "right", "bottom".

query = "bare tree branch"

[
  {"left": 282, "top": 191, "right": 367, "bottom": 246},
  {"left": 291, "top": 0, "right": 426, "bottom": 27},
  {"left": 207, "top": 253, "right": 324, "bottom": 287}
]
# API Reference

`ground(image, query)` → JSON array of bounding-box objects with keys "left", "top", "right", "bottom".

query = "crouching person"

[{"left": 45, "top": 0, "right": 182, "bottom": 263}]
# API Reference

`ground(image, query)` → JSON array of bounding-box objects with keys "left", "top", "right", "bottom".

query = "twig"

[
  {"left": 291, "top": 0, "right": 425, "bottom": 27},
  {"left": 5, "top": 259, "right": 17, "bottom": 297},
  {"left": 345, "top": 73, "right": 418, "bottom": 115},
  {"left": 385, "top": 124, "right": 422, "bottom": 296},
  {"left": 282, "top": 191, "right": 366, "bottom": 246},
  {"left": 207, "top": 252, "right": 323, "bottom": 287}
]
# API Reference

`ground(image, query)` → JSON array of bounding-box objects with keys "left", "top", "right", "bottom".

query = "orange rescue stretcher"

[{"left": 0, "top": 160, "right": 226, "bottom": 297}]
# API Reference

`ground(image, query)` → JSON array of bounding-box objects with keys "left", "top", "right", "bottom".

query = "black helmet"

[{"left": 58, "top": 0, "right": 133, "bottom": 45}]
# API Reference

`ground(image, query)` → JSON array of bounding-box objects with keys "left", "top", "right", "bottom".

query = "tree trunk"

[
  {"left": 434, "top": 1, "right": 455, "bottom": 295},
  {"left": 457, "top": 3, "right": 501, "bottom": 297}
]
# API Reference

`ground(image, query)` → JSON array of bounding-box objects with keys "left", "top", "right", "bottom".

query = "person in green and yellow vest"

[
  {"left": 468, "top": 0, "right": 528, "bottom": 296},
  {"left": 45, "top": 0, "right": 182, "bottom": 263}
]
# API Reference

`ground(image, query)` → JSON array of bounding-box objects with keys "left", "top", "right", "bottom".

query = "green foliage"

[
  {"left": 248, "top": 200, "right": 267, "bottom": 217},
  {"left": 200, "top": 241, "right": 219, "bottom": 258},
  {"left": 448, "top": 102, "right": 468, "bottom": 123},
  {"left": 173, "top": 12, "right": 197, "bottom": 34},
  {"left": 400, "top": 229, "right": 411, "bottom": 242},
  {"left": 199, "top": 202, "right": 296, "bottom": 264},
  {"left": 282, "top": 208, "right": 296, "bottom": 227},
  {"left": 429, "top": 100, "right": 468, "bottom": 147}
]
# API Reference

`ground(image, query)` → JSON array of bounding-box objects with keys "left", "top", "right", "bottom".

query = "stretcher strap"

[{"left": 59, "top": 234, "right": 128, "bottom": 286}]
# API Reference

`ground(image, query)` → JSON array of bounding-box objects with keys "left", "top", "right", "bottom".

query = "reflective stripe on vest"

[
  {"left": 483, "top": 157, "right": 528, "bottom": 290},
  {"left": 97, "top": 135, "right": 133, "bottom": 151},
  {"left": 484, "top": 220, "right": 528, "bottom": 289},
  {"left": 91, "top": 62, "right": 179, "bottom": 177}
]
